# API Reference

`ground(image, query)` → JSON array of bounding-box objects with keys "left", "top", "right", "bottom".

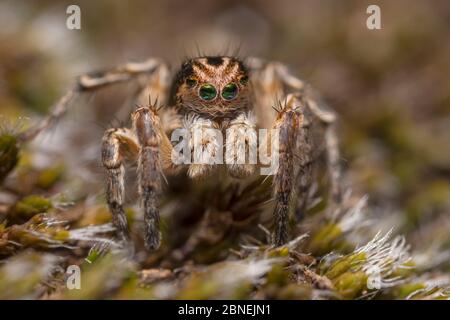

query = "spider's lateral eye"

[
  {"left": 199, "top": 84, "right": 217, "bottom": 101},
  {"left": 186, "top": 78, "right": 197, "bottom": 87},
  {"left": 239, "top": 75, "right": 249, "bottom": 85},
  {"left": 221, "top": 83, "right": 238, "bottom": 101}
]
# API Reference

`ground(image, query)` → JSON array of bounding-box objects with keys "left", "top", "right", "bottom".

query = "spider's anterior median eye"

[
  {"left": 186, "top": 78, "right": 197, "bottom": 87},
  {"left": 221, "top": 83, "right": 238, "bottom": 100},
  {"left": 199, "top": 84, "right": 217, "bottom": 101}
]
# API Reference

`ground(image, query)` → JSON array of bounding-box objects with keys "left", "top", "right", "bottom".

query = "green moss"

[
  {"left": 36, "top": 164, "right": 64, "bottom": 190},
  {"left": 266, "top": 264, "right": 289, "bottom": 286},
  {"left": 333, "top": 271, "right": 368, "bottom": 299},
  {"left": 275, "top": 283, "right": 313, "bottom": 299},
  {"left": 0, "top": 252, "right": 56, "bottom": 299},
  {"left": 231, "top": 282, "right": 253, "bottom": 299},
  {"left": 52, "top": 230, "right": 70, "bottom": 241},
  {"left": 10, "top": 195, "right": 52, "bottom": 221},
  {"left": 308, "top": 223, "right": 343, "bottom": 255},
  {"left": 406, "top": 180, "right": 450, "bottom": 224},
  {"left": 0, "top": 134, "right": 19, "bottom": 183},
  {"left": 323, "top": 252, "right": 366, "bottom": 280},
  {"left": 177, "top": 276, "right": 221, "bottom": 299},
  {"left": 61, "top": 254, "right": 132, "bottom": 299},
  {"left": 114, "top": 275, "right": 154, "bottom": 299},
  {"left": 85, "top": 248, "right": 102, "bottom": 264},
  {"left": 268, "top": 246, "right": 290, "bottom": 258},
  {"left": 392, "top": 283, "right": 425, "bottom": 299}
]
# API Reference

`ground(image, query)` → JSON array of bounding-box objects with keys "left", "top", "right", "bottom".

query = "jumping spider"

[{"left": 21, "top": 55, "right": 342, "bottom": 251}]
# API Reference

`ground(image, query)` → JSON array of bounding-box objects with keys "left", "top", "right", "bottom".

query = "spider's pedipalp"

[
  {"left": 182, "top": 115, "right": 221, "bottom": 179},
  {"left": 225, "top": 112, "right": 257, "bottom": 178}
]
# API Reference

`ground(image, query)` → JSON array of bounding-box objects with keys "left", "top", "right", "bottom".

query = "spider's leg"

[
  {"left": 270, "top": 94, "right": 309, "bottom": 246},
  {"left": 250, "top": 60, "right": 313, "bottom": 243},
  {"left": 297, "top": 94, "right": 342, "bottom": 205},
  {"left": 20, "top": 58, "right": 166, "bottom": 142},
  {"left": 295, "top": 161, "right": 313, "bottom": 221},
  {"left": 101, "top": 127, "right": 139, "bottom": 247},
  {"left": 268, "top": 60, "right": 343, "bottom": 205},
  {"left": 133, "top": 106, "right": 175, "bottom": 250},
  {"left": 324, "top": 122, "right": 342, "bottom": 204}
]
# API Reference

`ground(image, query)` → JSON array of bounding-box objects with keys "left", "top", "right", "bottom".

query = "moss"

[
  {"left": 390, "top": 260, "right": 415, "bottom": 279},
  {"left": 391, "top": 283, "right": 425, "bottom": 299},
  {"left": 268, "top": 246, "right": 290, "bottom": 258},
  {"left": 232, "top": 282, "right": 253, "bottom": 299},
  {"left": 177, "top": 276, "right": 221, "bottom": 299},
  {"left": 323, "top": 252, "right": 366, "bottom": 280},
  {"left": 60, "top": 254, "right": 133, "bottom": 299},
  {"left": 9, "top": 195, "right": 53, "bottom": 222},
  {"left": 333, "top": 271, "right": 368, "bottom": 299},
  {"left": 0, "top": 133, "right": 19, "bottom": 183},
  {"left": 308, "top": 223, "right": 343, "bottom": 255},
  {"left": 266, "top": 264, "right": 290, "bottom": 286},
  {"left": 85, "top": 248, "right": 102, "bottom": 264},
  {"left": 113, "top": 276, "right": 153, "bottom": 299},
  {"left": 52, "top": 230, "right": 70, "bottom": 241},
  {"left": 0, "top": 252, "right": 56, "bottom": 299},
  {"left": 406, "top": 180, "right": 450, "bottom": 225},
  {"left": 36, "top": 164, "right": 64, "bottom": 190}
]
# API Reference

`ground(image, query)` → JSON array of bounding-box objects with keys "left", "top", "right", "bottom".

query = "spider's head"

[{"left": 172, "top": 56, "right": 250, "bottom": 119}]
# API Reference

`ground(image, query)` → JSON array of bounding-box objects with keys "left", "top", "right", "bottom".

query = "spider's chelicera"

[{"left": 22, "top": 55, "right": 343, "bottom": 252}]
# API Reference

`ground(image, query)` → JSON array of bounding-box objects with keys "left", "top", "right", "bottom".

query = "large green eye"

[
  {"left": 199, "top": 84, "right": 217, "bottom": 101},
  {"left": 221, "top": 83, "right": 238, "bottom": 100}
]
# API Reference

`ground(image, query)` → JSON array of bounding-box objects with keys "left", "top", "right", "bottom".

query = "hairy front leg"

[
  {"left": 272, "top": 95, "right": 311, "bottom": 246},
  {"left": 101, "top": 128, "right": 139, "bottom": 246},
  {"left": 133, "top": 106, "right": 174, "bottom": 250}
]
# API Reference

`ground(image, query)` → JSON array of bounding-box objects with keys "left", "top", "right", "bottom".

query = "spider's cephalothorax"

[
  {"left": 23, "top": 54, "right": 343, "bottom": 253},
  {"left": 171, "top": 56, "right": 251, "bottom": 119}
]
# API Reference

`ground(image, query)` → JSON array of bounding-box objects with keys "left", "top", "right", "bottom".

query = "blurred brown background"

[{"left": 1, "top": 0, "right": 449, "bottom": 233}]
